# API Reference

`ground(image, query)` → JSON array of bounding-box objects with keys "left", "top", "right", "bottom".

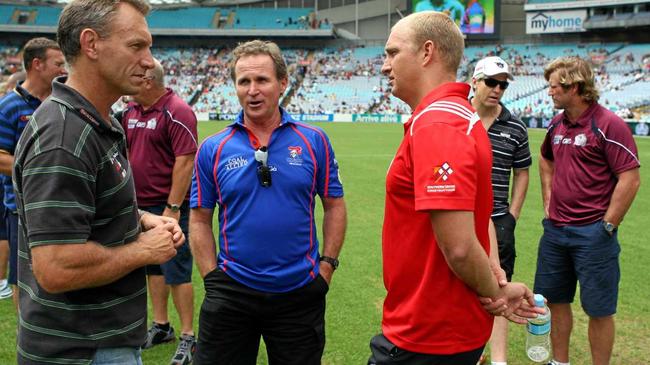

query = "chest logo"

[
  {"left": 562, "top": 138, "right": 572, "bottom": 145},
  {"left": 19, "top": 114, "right": 31, "bottom": 122},
  {"left": 287, "top": 146, "right": 303, "bottom": 166},
  {"left": 573, "top": 133, "right": 587, "bottom": 147},
  {"left": 553, "top": 135, "right": 563, "bottom": 145},
  {"left": 146, "top": 118, "right": 157, "bottom": 130},
  {"left": 225, "top": 156, "right": 248, "bottom": 171},
  {"left": 109, "top": 151, "right": 127, "bottom": 180}
]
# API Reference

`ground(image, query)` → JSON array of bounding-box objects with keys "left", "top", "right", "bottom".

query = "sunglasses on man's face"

[
  {"left": 254, "top": 146, "right": 272, "bottom": 188},
  {"left": 483, "top": 78, "right": 509, "bottom": 90}
]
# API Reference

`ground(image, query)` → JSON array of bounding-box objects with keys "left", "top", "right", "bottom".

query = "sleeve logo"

[{"left": 427, "top": 162, "right": 456, "bottom": 193}]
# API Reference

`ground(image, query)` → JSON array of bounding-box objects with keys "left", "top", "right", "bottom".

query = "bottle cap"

[{"left": 534, "top": 293, "right": 545, "bottom": 307}]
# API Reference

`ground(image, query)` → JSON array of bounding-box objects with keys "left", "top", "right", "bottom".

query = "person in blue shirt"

[
  {"left": 190, "top": 40, "right": 347, "bottom": 365},
  {"left": 0, "top": 37, "right": 66, "bottom": 309}
]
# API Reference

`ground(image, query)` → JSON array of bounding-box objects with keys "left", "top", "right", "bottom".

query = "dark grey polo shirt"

[{"left": 14, "top": 77, "right": 146, "bottom": 364}]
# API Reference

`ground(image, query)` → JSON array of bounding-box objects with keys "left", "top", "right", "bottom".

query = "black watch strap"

[
  {"left": 166, "top": 203, "right": 181, "bottom": 212},
  {"left": 319, "top": 256, "right": 339, "bottom": 270}
]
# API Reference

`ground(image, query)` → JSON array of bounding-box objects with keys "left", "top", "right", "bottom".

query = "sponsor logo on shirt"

[
  {"left": 225, "top": 156, "right": 248, "bottom": 170},
  {"left": 127, "top": 118, "right": 157, "bottom": 129},
  {"left": 553, "top": 134, "right": 563, "bottom": 145},
  {"left": 287, "top": 146, "right": 303, "bottom": 166},
  {"left": 427, "top": 162, "right": 456, "bottom": 193},
  {"left": 562, "top": 138, "right": 572, "bottom": 145},
  {"left": 127, "top": 118, "right": 139, "bottom": 129},
  {"left": 573, "top": 133, "right": 587, "bottom": 147}
]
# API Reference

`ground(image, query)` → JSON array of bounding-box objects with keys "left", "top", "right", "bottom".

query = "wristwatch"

[
  {"left": 319, "top": 256, "right": 339, "bottom": 270},
  {"left": 603, "top": 221, "right": 616, "bottom": 235},
  {"left": 166, "top": 203, "right": 181, "bottom": 213}
]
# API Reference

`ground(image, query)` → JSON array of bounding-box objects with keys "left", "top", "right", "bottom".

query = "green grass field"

[{"left": 0, "top": 122, "right": 648, "bottom": 364}]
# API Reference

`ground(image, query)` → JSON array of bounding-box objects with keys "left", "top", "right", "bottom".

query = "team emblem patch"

[
  {"left": 287, "top": 146, "right": 303, "bottom": 165},
  {"left": 109, "top": 151, "right": 127, "bottom": 180},
  {"left": 574, "top": 133, "right": 587, "bottom": 147}
]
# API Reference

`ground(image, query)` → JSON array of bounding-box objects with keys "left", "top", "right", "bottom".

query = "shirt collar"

[
  {"left": 230, "top": 107, "right": 296, "bottom": 128},
  {"left": 50, "top": 76, "right": 121, "bottom": 133},
  {"left": 406, "top": 82, "right": 471, "bottom": 129},
  {"left": 496, "top": 102, "right": 512, "bottom": 122},
  {"left": 561, "top": 102, "right": 598, "bottom": 127},
  {"left": 133, "top": 88, "right": 174, "bottom": 113},
  {"left": 13, "top": 81, "right": 41, "bottom": 107}
]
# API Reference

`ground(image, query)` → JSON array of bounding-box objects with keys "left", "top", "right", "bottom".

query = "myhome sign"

[{"left": 526, "top": 9, "right": 587, "bottom": 34}]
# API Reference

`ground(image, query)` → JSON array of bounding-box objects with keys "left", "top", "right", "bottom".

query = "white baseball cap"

[{"left": 472, "top": 56, "right": 514, "bottom": 80}]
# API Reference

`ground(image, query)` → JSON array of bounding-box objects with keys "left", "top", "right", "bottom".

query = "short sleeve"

[
  {"left": 315, "top": 130, "right": 343, "bottom": 198},
  {"left": 190, "top": 140, "right": 217, "bottom": 209},
  {"left": 167, "top": 105, "right": 198, "bottom": 157},
  {"left": 540, "top": 128, "right": 554, "bottom": 161},
  {"left": 513, "top": 129, "right": 532, "bottom": 169},
  {"left": 411, "top": 122, "right": 478, "bottom": 212},
  {"left": 20, "top": 149, "right": 94, "bottom": 247},
  {"left": 602, "top": 119, "right": 640, "bottom": 174},
  {"left": 0, "top": 109, "right": 16, "bottom": 153}
]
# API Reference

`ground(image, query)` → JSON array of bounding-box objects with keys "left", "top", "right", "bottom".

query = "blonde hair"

[
  {"left": 544, "top": 56, "right": 599, "bottom": 103},
  {"left": 403, "top": 11, "right": 464, "bottom": 73}
]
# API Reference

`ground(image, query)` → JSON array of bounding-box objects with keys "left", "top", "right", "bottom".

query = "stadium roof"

[{"left": 54, "top": 0, "right": 196, "bottom": 4}]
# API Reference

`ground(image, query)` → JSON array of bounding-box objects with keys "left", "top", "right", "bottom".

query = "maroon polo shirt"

[
  {"left": 541, "top": 102, "right": 640, "bottom": 225},
  {"left": 122, "top": 88, "right": 198, "bottom": 207}
]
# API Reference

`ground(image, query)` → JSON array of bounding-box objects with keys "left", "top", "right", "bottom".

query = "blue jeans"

[{"left": 92, "top": 347, "right": 142, "bottom": 365}]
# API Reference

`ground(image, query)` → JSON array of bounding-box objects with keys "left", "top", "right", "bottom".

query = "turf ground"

[{"left": 0, "top": 122, "right": 648, "bottom": 364}]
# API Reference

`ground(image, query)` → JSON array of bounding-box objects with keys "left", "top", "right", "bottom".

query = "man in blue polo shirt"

[
  {"left": 190, "top": 40, "right": 347, "bottom": 365},
  {"left": 0, "top": 37, "right": 66, "bottom": 308}
]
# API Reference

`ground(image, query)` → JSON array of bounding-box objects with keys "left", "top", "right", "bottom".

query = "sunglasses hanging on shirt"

[{"left": 254, "top": 146, "right": 272, "bottom": 188}]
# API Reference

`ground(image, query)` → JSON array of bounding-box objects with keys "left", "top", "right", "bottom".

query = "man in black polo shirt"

[
  {"left": 471, "top": 56, "right": 532, "bottom": 365},
  {"left": 13, "top": 1, "right": 184, "bottom": 364}
]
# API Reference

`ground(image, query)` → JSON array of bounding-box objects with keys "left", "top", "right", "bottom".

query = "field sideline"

[{"left": 0, "top": 122, "right": 647, "bottom": 364}]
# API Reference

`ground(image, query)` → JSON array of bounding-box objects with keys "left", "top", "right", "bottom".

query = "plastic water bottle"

[{"left": 526, "top": 294, "right": 551, "bottom": 363}]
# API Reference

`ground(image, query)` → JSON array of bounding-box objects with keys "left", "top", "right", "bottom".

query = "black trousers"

[
  {"left": 195, "top": 268, "right": 328, "bottom": 365},
  {"left": 368, "top": 334, "right": 484, "bottom": 365}
]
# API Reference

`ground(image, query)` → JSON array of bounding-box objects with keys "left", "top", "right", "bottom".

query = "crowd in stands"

[{"left": 1, "top": 42, "right": 649, "bottom": 121}]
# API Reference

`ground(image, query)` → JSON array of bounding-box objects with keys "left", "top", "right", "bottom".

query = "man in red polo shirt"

[
  {"left": 368, "top": 11, "right": 540, "bottom": 365},
  {"left": 121, "top": 59, "right": 198, "bottom": 365},
  {"left": 536, "top": 57, "right": 640, "bottom": 365}
]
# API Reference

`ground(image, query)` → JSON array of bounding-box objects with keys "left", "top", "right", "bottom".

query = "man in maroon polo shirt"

[
  {"left": 536, "top": 56, "right": 640, "bottom": 365},
  {"left": 121, "top": 59, "right": 198, "bottom": 365}
]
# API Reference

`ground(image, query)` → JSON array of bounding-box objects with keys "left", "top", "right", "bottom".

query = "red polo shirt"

[
  {"left": 381, "top": 83, "right": 494, "bottom": 354},
  {"left": 122, "top": 88, "right": 198, "bottom": 207},
  {"left": 541, "top": 102, "right": 640, "bottom": 225}
]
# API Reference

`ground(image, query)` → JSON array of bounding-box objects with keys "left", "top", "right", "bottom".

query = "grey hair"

[{"left": 57, "top": 0, "right": 151, "bottom": 64}]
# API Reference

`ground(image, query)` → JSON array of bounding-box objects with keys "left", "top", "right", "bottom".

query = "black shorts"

[{"left": 493, "top": 212, "right": 517, "bottom": 281}]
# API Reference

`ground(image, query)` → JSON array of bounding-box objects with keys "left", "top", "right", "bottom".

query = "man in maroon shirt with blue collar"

[
  {"left": 121, "top": 58, "right": 198, "bottom": 365},
  {"left": 537, "top": 56, "right": 640, "bottom": 365}
]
